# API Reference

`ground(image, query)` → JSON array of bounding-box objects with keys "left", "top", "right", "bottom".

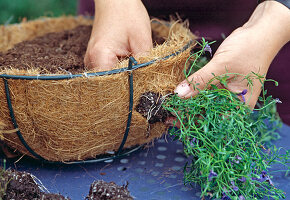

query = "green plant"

[{"left": 162, "top": 39, "right": 289, "bottom": 199}]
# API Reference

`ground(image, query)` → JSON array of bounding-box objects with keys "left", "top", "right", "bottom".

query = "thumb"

[{"left": 174, "top": 61, "right": 224, "bottom": 99}]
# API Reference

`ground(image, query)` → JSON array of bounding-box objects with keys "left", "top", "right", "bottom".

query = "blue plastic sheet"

[{"left": 1, "top": 123, "right": 290, "bottom": 200}]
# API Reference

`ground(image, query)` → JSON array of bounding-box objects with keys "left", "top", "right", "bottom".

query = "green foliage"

[
  {"left": 163, "top": 39, "right": 289, "bottom": 199},
  {"left": 184, "top": 38, "right": 213, "bottom": 77},
  {"left": 0, "top": 0, "right": 77, "bottom": 25}
]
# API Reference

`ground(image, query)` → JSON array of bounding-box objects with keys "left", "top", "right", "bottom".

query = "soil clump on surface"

[
  {"left": 0, "top": 168, "right": 135, "bottom": 200},
  {"left": 0, "top": 169, "right": 69, "bottom": 200},
  {"left": 86, "top": 180, "right": 133, "bottom": 200},
  {"left": 0, "top": 25, "right": 165, "bottom": 74}
]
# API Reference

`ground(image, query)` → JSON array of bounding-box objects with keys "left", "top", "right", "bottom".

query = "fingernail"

[{"left": 174, "top": 82, "right": 191, "bottom": 97}]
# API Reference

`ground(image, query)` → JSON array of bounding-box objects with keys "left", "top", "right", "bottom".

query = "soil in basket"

[
  {"left": 0, "top": 24, "right": 163, "bottom": 200},
  {"left": 0, "top": 25, "right": 165, "bottom": 74}
]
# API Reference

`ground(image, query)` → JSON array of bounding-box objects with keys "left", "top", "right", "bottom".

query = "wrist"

[
  {"left": 258, "top": 0, "right": 290, "bottom": 9},
  {"left": 245, "top": 1, "right": 290, "bottom": 43},
  {"left": 94, "top": 0, "right": 141, "bottom": 11},
  {"left": 243, "top": 1, "right": 290, "bottom": 65}
]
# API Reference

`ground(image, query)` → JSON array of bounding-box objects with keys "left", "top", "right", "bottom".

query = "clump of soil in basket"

[
  {"left": 86, "top": 180, "right": 133, "bottom": 200},
  {"left": 0, "top": 169, "right": 69, "bottom": 200},
  {"left": 0, "top": 25, "right": 165, "bottom": 74},
  {"left": 136, "top": 91, "right": 173, "bottom": 124}
]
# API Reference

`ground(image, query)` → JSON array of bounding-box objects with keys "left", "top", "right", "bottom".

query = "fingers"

[
  {"left": 84, "top": 38, "right": 153, "bottom": 71},
  {"left": 129, "top": 27, "right": 153, "bottom": 57},
  {"left": 84, "top": 46, "right": 118, "bottom": 71},
  {"left": 174, "top": 60, "right": 263, "bottom": 109},
  {"left": 174, "top": 61, "right": 224, "bottom": 99},
  {"left": 84, "top": 35, "right": 153, "bottom": 71},
  {"left": 130, "top": 39, "right": 153, "bottom": 58}
]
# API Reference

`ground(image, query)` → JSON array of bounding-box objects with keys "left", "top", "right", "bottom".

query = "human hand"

[
  {"left": 174, "top": 1, "right": 290, "bottom": 109},
  {"left": 84, "top": 0, "right": 152, "bottom": 71}
]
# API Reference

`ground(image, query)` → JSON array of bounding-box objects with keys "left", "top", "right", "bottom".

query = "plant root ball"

[
  {"left": 136, "top": 92, "right": 173, "bottom": 124},
  {"left": 86, "top": 180, "right": 133, "bottom": 200}
]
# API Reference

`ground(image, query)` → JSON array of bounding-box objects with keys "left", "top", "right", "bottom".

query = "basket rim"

[{"left": 0, "top": 39, "right": 194, "bottom": 80}]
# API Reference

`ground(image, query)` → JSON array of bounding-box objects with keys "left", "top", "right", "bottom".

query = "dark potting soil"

[
  {"left": 0, "top": 169, "right": 69, "bottom": 200},
  {"left": 0, "top": 25, "right": 91, "bottom": 74},
  {"left": 0, "top": 25, "right": 165, "bottom": 74},
  {"left": 85, "top": 180, "right": 133, "bottom": 200},
  {"left": 0, "top": 169, "right": 135, "bottom": 200},
  {"left": 136, "top": 92, "right": 173, "bottom": 124}
]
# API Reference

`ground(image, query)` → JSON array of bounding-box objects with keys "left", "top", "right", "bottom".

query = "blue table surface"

[{"left": 1, "top": 123, "right": 290, "bottom": 200}]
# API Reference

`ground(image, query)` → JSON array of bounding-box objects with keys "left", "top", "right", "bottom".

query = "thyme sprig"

[{"left": 163, "top": 39, "right": 289, "bottom": 199}]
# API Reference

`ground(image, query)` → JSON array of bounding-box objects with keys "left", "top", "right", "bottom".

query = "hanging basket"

[{"left": 0, "top": 16, "right": 196, "bottom": 163}]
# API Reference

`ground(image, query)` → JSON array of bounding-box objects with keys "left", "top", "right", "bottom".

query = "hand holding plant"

[
  {"left": 162, "top": 4, "right": 290, "bottom": 198},
  {"left": 174, "top": 1, "right": 290, "bottom": 109},
  {"left": 161, "top": 16, "right": 290, "bottom": 199}
]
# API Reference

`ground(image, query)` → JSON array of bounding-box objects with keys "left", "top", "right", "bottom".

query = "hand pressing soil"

[{"left": 0, "top": 25, "right": 165, "bottom": 74}]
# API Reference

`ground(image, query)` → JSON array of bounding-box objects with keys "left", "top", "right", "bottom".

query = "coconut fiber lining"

[{"left": 0, "top": 16, "right": 196, "bottom": 162}]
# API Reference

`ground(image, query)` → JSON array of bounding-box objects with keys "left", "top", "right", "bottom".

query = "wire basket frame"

[{"left": 0, "top": 39, "right": 193, "bottom": 164}]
